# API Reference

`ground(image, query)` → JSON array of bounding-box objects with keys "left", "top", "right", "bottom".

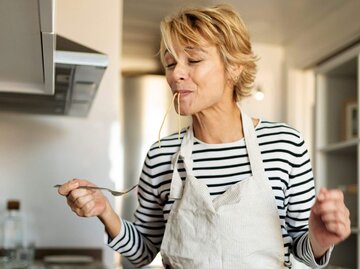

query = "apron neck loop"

[
  {"left": 170, "top": 127, "right": 193, "bottom": 199},
  {"left": 239, "top": 106, "right": 265, "bottom": 180},
  {"left": 170, "top": 107, "right": 266, "bottom": 199}
]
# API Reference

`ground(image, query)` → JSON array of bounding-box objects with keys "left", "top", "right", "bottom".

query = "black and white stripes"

[{"left": 107, "top": 120, "right": 331, "bottom": 268}]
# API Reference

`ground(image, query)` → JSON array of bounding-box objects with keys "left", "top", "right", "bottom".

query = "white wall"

[
  {"left": 0, "top": 1, "right": 121, "bottom": 268},
  {"left": 284, "top": 1, "right": 360, "bottom": 69},
  {"left": 240, "top": 43, "right": 285, "bottom": 122},
  {"left": 285, "top": 69, "right": 316, "bottom": 153}
]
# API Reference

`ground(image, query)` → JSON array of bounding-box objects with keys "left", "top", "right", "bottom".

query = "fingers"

[
  {"left": 312, "top": 188, "right": 351, "bottom": 239},
  {"left": 320, "top": 210, "right": 351, "bottom": 235},
  {"left": 57, "top": 178, "right": 90, "bottom": 195},
  {"left": 58, "top": 178, "right": 105, "bottom": 217},
  {"left": 58, "top": 179, "right": 79, "bottom": 196},
  {"left": 68, "top": 193, "right": 99, "bottom": 217},
  {"left": 312, "top": 188, "right": 344, "bottom": 214},
  {"left": 320, "top": 208, "right": 350, "bottom": 222},
  {"left": 67, "top": 188, "right": 94, "bottom": 206},
  {"left": 316, "top": 187, "right": 344, "bottom": 203}
]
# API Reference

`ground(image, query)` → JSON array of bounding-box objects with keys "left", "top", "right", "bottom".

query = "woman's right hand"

[
  {"left": 57, "top": 178, "right": 108, "bottom": 218},
  {"left": 58, "top": 178, "right": 121, "bottom": 238}
]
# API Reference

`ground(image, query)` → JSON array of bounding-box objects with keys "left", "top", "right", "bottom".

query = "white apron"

[{"left": 160, "top": 111, "right": 286, "bottom": 269}]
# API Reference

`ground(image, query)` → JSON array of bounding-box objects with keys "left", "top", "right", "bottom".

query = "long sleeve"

[
  {"left": 286, "top": 133, "right": 332, "bottom": 268},
  {"left": 106, "top": 151, "right": 165, "bottom": 267}
]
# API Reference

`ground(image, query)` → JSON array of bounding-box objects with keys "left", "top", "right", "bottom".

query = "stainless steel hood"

[{"left": 0, "top": 0, "right": 108, "bottom": 117}]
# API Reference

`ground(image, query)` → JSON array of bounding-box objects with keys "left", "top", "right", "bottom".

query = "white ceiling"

[{"left": 121, "top": 0, "right": 346, "bottom": 72}]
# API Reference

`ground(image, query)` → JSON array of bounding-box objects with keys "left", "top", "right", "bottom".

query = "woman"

[{"left": 58, "top": 4, "right": 350, "bottom": 268}]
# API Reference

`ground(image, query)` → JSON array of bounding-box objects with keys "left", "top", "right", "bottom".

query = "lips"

[{"left": 175, "top": 90, "right": 192, "bottom": 97}]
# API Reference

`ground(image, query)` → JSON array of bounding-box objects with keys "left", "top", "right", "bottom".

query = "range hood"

[{"left": 0, "top": 0, "right": 108, "bottom": 117}]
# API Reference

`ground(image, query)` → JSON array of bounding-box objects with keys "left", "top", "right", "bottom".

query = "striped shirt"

[{"left": 107, "top": 120, "right": 331, "bottom": 268}]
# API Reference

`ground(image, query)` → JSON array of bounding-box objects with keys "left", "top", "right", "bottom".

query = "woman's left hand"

[{"left": 309, "top": 188, "right": 351, "bottom": 258}]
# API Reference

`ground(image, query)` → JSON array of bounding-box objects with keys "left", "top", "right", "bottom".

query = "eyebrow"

[
  {"left": 164, "top": 46, "right": 208, "bottom": 57},
  {"left": 184, "top": 46, "right": 207, "bottom": 53}
]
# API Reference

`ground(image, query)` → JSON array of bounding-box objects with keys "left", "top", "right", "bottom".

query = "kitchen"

[{"left": 0, "top": 0, "right": 360, "bottom": 269}]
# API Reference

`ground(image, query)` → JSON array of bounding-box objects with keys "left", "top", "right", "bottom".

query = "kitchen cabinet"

[
  {"left": 0, "top": 0, "right": 55, "bottom": 95},
  {"left": 315, "top": 43, "right": 360, "bottom": 268}
]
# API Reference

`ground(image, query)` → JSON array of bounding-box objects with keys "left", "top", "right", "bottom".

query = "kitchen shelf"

[
  {"left": 318, "top": 139, "right": 359, "bottom": 154},
  {"left": 315, "top": 43, "right": 360, "bottom": 268}
]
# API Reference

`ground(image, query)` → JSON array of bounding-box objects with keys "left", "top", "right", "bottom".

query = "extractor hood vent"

[{"left": 0, "top": 36, "right": 108, "bottom": 117}]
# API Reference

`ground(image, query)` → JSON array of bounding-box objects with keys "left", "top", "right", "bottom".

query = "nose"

[{"left": 172, "top": 62, "right": 188, "bottom": 81}]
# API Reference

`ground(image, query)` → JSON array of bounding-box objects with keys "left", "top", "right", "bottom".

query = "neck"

[{"left": 192, "top": 102, "right": 244, "bottom": 144}]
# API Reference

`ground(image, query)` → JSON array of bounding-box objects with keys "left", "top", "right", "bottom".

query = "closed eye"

[
  {"left": 189, "top": 60, "right": 201, "bottom": 64},
  {"left": 165, "top": 63, "right": 176, "bottom": 69}
]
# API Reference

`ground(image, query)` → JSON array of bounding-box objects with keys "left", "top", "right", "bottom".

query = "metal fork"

[{"left": 54, "top": 184, "right": 138, "bottom": 196}]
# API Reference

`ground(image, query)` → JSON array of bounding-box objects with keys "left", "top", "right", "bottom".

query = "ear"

[{"left": 228, "top": 64, "right": 243, "bottom": 83}]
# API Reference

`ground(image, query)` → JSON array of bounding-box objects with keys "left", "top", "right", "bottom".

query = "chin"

[
  {"left": 175, "top": 106, "right": 191, "bottom": 116},
  {"left": 177, "top": 108, "right": 193, "bottom": 116}
]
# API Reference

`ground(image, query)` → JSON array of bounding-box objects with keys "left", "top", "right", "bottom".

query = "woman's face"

[{"left": 164, "top": 42, "right": 233, "bottom": 116}]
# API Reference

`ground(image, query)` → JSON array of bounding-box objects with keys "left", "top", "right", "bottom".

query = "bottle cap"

[{"left": 7, "top": 200, "right": 20, "bottom": 210}]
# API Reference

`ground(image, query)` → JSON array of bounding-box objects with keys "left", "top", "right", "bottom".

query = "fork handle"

[
  {"left": 53, "top": 184, "right": 101, "bottom": 190},
  {"left": 78, "top": 186, "right": 108, "bottom": 191}
]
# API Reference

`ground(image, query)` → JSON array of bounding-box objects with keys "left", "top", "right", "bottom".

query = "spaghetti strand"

[
  {"left": 158, "top": 93, "right": 178, "bottom": 148},
  {"left": 177, "top": 92, "right": 181, "bottom": 140}
]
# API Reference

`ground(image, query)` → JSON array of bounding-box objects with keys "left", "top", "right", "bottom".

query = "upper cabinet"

[
  {"left": 0, "top": 0, "right": 55, "bottom": 95},
  {"left": 315, "top": 43, "right": 360, "bottom": 269},
  {"left": 0, "top": 0, "right": 109, "bottom": 117}
]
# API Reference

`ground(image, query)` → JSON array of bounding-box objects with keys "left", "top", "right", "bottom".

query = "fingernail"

[{"left": 71, "top": 182, "right": 79, "bottom": 188}]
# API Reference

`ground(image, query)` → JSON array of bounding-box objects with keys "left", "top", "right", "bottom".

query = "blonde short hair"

[{"left": 160, "top": 4, "right": 257, "bottom": 101}]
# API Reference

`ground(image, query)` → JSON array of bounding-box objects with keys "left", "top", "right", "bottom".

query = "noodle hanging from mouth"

[
  {"left": 177, "top": 91, "right": 181, "bottom": 140},
  {"left": 158, "top": 92, "right": 181, "bottom": 148}
]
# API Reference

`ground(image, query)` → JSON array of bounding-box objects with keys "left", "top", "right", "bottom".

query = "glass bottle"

[{"left": 2, "top": 200, "right": 23, "bottom": 267}]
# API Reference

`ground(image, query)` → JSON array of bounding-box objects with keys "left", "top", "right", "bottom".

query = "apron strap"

[
  {"left": 169, "top": 127, "right": 193, "bottom": 199},
  {"left": 240, "top": 108, "right": 266, "bottom": 180}
]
